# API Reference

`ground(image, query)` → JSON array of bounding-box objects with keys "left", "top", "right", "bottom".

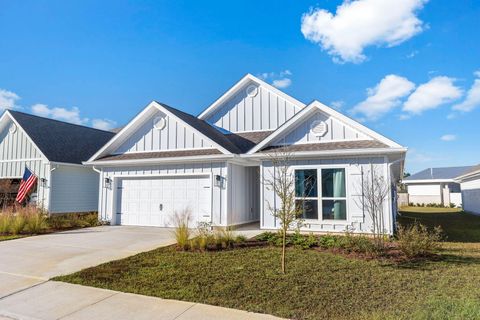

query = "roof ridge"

[{"left": 8, "top": 110, "right": 115, "bottom": 134}]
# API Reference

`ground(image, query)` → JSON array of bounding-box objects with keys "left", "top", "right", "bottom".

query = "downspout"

[
  {"left": 92, "top": 166, "right": 105, "bottom": 222},
  {"left": 46, "top": 164, "right": 57, "bottom": 214}
]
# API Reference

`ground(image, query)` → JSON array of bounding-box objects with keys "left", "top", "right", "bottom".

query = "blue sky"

[{"left": 1, "top": 0, "right": 479, "bottom": 173}]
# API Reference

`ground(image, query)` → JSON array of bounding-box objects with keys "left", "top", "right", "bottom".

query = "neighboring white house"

[
  {"left": 455, "top": 165, "right": 480, "bottom": 215},
  {"left": 0, "top": 110, "right": 115, "bottom": 213},
  {"left": 403, "top": 166, "right": 473, "bottom": 207},
  {"left": 86, "top": 74, "right": 407, "bottom": 235}
]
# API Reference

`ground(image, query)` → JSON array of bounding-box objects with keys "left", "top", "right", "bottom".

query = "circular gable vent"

[
  {"left": 246, "top": 84, "right": 258, "bottom": 98},
  {"left": 153, "top": 116, "right": 166, "bottom": 130},
  {"left": 310, "top": 120, "right": 328, "bottom": 137},
  {"left": 9, "top": 123, "right": 17, "bottom": 134}
]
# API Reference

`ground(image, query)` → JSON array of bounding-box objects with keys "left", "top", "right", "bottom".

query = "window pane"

[
  {"left": 322, "top": 200, "right": 347, "bottom": 220},
  {"left": 322, "top": 169, "right": 346, "bottom": 198},
  {"left": 295, "top": 169, "right": 317, "bottom": 197},
  {"left": 296, "top": 200, "right": 318, "bottom": 219}
]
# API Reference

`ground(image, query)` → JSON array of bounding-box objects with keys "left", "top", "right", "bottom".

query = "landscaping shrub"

[
  {"left": 24, "top": 207, "right": 48, "bottom": 234},
  {"left": 171, "top": 210, "right": 192, "bottom": 250},
  {"left": 396, "top": 222, "right": 443, "bottom": 258},
  {"left": 10, "top": 212, "right": 26, "bottom": 235},
  {"left": 0, "top": 209, "right": 14, "bottom": 234},
  {"left": 291, "top": 231, "right": 317, "bottom": 249}
]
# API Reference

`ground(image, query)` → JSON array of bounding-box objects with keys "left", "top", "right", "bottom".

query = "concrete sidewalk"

[{"left": 0, "top": 281, "right": 281, "bottom": 320}]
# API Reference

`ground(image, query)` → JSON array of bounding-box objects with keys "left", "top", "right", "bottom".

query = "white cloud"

[
  {"left": 258, "top": 70, "right": 293, "bottom": 89},
  {"left": 272, "top": 78, "right": 292, "bottom": 89},
  {"left": 301, "top": 0, "right": 428, "bottom": 63},
  {"left": 350, "top": 74, "right": 415, "bottom": 121},
  {"left": 91, "top": 119, "right": 117, "bottom": 131},
  {"left": 403, "top": 76, "right": 463, "bottom": 114},
  {"left": 440, "top": 134, "right": 456, "bottom": 141},
  {"left": 452, "top": 72, "right": 480, "bottom": 112},
  {"left": 0, "top": 89, "right": 20, "bottom": 112},
  {"left": 31, "top": 104, "right": 89, "bottom": 125},
  {"left": 330, "top": 100, "right": 345, "bottom": 110},
  {"left": 406, "top": 50, "right": 419, "bottom": 59}
]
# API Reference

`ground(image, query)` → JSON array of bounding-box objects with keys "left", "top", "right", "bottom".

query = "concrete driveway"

[
  {"left": 0, "top": 226, "right": 176, "bottom": 298},
  {"left": 0, "top": 226, "right": 277, "bottom": 320}
]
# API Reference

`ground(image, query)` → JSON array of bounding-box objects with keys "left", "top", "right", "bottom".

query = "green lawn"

[{"left": 55, "top": 210, "right": 480, "bottom": 320}]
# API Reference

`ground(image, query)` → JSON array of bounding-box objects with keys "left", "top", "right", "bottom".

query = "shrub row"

[
  {"left": 0, "top": 206, "right": 100, "bottom": 235},
  {"left": 408, "top": 202, "right": 458, "bottom": 208},
  {"left": 256, "top": 224, "right": 443, "bottom": 258}
]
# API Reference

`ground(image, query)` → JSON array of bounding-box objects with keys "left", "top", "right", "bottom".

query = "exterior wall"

[
  {"left": 49, "top": 164, "right": 100, "bottom": 213},
  {"left": 460, "top": 176, "right": 480, "bottom": 214},
  {"left": 260, "top": 156, "right": 394, "bottom": 235},
  {"left": 205, "top": 82, "right": 302, "bottom": 133},
  {"left": 98, "top": 162, "right": 229, "bottom": 226},
  {"left": 227, "top": 163, "right": 260, "bottom": 225},
  {"left": 0, "top": 117, "right": 51, "bottom": 210},
  {"left": 407, "top": 184, "right": 442, "bottom": 204},
  {"left": 273, "top": 110, "right": 371, "bottom": 145},
  {"left": 115, "top": 110, "right": 215, "bottom": 154}
]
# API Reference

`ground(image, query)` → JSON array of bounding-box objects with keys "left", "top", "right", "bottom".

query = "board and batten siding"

[
  {"left": 227, "top": 163, "right": 260, "bottom": 225},
  {"left": 260, "top": 156, "right": 393, "bottom": 234},
  {"left": 114, "top": 110, "right": 216, "bottom": 154},
  {"left": 273, "top": 111, "right": 371, "bottom": 146},
  {"left": 0, "top": 117, "right": 51, "bottom": 210},
  {"left": 98, "top": 162, "right": 228, "bottom": 226},
  {"left": 49, "top": 165, "right": 100, "bottom": 213},
  {"left": 460, "top": 176, "right": 480, "bottom": 215},
  {"left": 205, "top": 83, "right": 302, "bottom": 133}
]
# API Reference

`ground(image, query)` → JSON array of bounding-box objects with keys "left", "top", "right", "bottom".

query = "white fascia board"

[
  {"left": 2, "top": 110, "right": 49, "bottom": 162},
  {"left": 454, "top": 170, "right": 480, "bottom": 183},
  {"left": 198, "top": 73, "right": 305, "bottom": 120},
  {"left": 403, "top": 179, "right": 455, "bottom": 184},
  {"left": 152, "top": 102, "right": 231, "bottom": 155},
  {"left": 49, "top": 161, "right": 87, "bottom": 167},
  {"left": 247, "top": 103, "right": 317, "bottom": 154},
  {"left": 242, "top": 147, "right": 407, "bottom": 160},
  {"left": 86, "top": 101, "right": 157, "bottom": 162},
  {"left": 84, "top": 154, "right": 235, "bottom": 166},
  {"left": 87, "top": 101, "right": 232, "bottom": 162}
]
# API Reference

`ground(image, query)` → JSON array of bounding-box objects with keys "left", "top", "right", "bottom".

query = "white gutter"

[
  {"left": 83, "top": 154, "right": 237, "bottom": 166},
  {"left": 403, "top": 179, "right": 456, "bottom": 184},
  {"left": 241, "top": 147, "right": 407, "bottom": 159}
]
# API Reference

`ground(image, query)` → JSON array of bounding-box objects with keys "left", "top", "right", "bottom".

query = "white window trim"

[{"left": 292, "top": 165, "right": 349, "bottom": 223}]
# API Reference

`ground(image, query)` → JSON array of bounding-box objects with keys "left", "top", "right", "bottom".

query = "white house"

[
  {"left": 86, "top": 74, "right": 406, "bottom": 235},
  {"left": 403, "top": 166, "right": 473, "bottom": 207},
  {"left": 0, "top": 110, "right": 115, "bottom": 213},
  {"left": 455, "top": 165, "right": 480, "bottom": 215}
]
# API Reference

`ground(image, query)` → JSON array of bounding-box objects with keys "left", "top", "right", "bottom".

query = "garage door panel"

[{"left": 117, "top": 175, "right": 211, "bottom": 227}]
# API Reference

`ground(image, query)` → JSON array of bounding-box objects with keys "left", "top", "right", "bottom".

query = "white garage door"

[{"left": 116, "top": 175, "right": 211, "bottom": 227}]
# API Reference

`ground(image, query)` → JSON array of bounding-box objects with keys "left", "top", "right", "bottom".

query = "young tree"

[
  {"left": 264, "top": 148, "right": 307, "bottom": 273},
  {"left": 354, "top": 165, "right": 391, "bottom": 251}
]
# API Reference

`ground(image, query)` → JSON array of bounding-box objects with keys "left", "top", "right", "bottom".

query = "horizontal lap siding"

[
  {"left": 115, "top": 110, "right": 215, "bottom": 154},
  {"left": 261, "top": 157, "right": 392, "bottom": 234},
  {"left": 206, "top": 83, "right": 302, "bottom": 133},
  {"left": 49, "top": 165, "right": 100, "bottom": 213},
  {"left": 99, "top": 162, "right": 228, "bottom": 226},
  {"left": 461, "top": 177, "right": 480, "bottom": 214}
]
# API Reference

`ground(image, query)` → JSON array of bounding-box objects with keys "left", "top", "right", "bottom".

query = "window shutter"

[{"left": 348, "top": 165, "right": 364, "bottom": 228}]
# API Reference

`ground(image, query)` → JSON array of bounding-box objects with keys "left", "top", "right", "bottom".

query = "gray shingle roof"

[
  {"left": 9, "top": 110, "right": 116, "bottom": 164},
  {"left": 157, "top": 102, "right": 242, "bottom": 154},
  {"left": 404, "top": 166, "right": 475, "bottom": 181},
  {"left": 260, "top": 140, "right": 389, "bottom": 153},
  {"left": 225, "top": 131, "right": 274, "bottom": 153},
  {"left": 98, "top": 149, "right": 222, "bottom": 161}
]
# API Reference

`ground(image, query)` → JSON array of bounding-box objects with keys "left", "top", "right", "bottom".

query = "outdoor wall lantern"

[
  {"left": 214, "top": 175, "right": 225, "bottom": 188},
  {"left": 40, "top": 178, "right": 47, "bottom": 188},
  {"left": 104, "top": 177, "right": 112, "bottom": 189}
]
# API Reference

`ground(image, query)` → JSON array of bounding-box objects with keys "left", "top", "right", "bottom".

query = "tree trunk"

[{"left": 282, "top": 228, "right": 286, "bottom": 274}]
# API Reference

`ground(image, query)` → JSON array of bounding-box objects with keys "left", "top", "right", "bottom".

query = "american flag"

[{"left": 16, "top": 167, "right": 37, "bottom": 203}]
